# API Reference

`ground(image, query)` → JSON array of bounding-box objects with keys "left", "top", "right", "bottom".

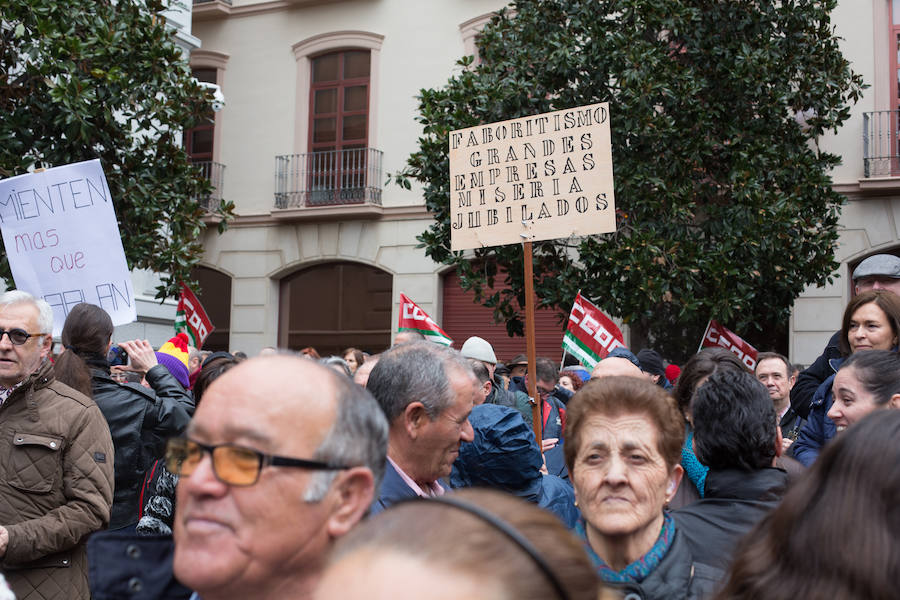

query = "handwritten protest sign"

[
  {"left": 449, "top": 103, "right": 616, "bottom": 251},
  {"left": 0, "top": 159, "right": 136, "bottom": 335}
]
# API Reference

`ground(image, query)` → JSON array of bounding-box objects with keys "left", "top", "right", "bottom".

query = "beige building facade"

[{"left": 184, "top": 0, "right": 900, "bottom": 363}]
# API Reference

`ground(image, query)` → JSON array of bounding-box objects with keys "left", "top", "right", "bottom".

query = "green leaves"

[
  {"left": 394, "top": 0, "right": 862, "bottom": 360},
  {"left": 0, "top": 0, "right": 234, "bottom": 299}
]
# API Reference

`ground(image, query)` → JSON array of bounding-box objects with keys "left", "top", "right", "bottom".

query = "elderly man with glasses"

[
  {"left": 170, "top": 353, "right": 388, "bottom": 600},
  {"left": 0, "top": 290, "right": 114, "bottom": 600}
]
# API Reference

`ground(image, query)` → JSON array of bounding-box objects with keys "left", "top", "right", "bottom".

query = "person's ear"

[
  {"left": 666, "top": 464, "right": 684, "bottom": 504},
  {"left": 39, "top": 334, "right": 53, "bottom": 360},
  {"left": 326, "top": 467, "right": 376, "bottom": 539},
  {"left": 889, "top": 393, "right": 900, "bottom": 409},
  {"left": 403, "top": 402, "right": 429, "bottom": 439}
]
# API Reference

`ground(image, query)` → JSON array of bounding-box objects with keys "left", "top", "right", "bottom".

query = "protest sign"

[
  {"left": 0, "top": 159, "right": 136, "bottom": 335},
  {"left": 175, "top": 283, "right": 214, "bottom": 348},
  {"left": 448, "top": 102, "right": 616, "bottom": 251},
  {"left": 562, "top": 292, "right": 625, "bottom": 369},
  {"left": 700, "top": 319, "right": 759, "bottom": 370},
  {"left": 398, "top": 293, "right": 453, "bottom": 346}
]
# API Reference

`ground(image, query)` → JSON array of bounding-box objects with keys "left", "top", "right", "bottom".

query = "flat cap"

[
  {"left": 852, "top": 254, "right": 900, "bottom": 280},
  {"left": 460, "top": 336, "right": 497, "bottom": 364}
]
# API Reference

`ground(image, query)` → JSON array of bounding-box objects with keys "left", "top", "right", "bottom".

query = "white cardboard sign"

[
  {"left": 0, "top": 159, "right": 136, "bottom": 335},
  {"left": 449, "top": 102, "right": 616, "bottom": 251}
]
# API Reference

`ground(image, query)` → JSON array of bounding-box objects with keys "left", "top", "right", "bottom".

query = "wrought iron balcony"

[
  {"left": 862, "top": 110, "right": 900, "bottom": 178},
  {"left": 274, "top": 148, "right": 383, "bottom": 209},
  {"left": 192, "top": 161, "right": 226, "bottom": 211}
]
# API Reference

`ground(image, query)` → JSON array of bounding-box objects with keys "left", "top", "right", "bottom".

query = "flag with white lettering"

[
  {"left": 562, "top": 292, "right": 625, "bottom": 369},
  {"left": 700, "top": 319, "right": 758, "bottom": 370},
  {"left": 398, "top": 293, "right": 453, "bottom": 346},
  {"left": 175, "top": 283, "right": 214, "bottom": 349}
]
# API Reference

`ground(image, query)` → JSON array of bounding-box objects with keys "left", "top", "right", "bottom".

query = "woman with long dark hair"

[
  {"left": 55, "top": 303, "right": 195, "bottom": 529},
  {"left": 793, "top": 289, "right": 900, "bottom": 466}
]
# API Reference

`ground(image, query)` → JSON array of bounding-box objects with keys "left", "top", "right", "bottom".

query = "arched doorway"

[
  {"left": 190, "top": 266, "right": 232, "bottom": 351},
  {"left": 278, "top": 261, "right": 392, "bottom": 355}
]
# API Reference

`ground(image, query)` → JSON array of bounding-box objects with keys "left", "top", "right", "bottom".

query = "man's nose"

[
  {"left": 181, "top": 453, "right": 228, "bottom": 497},
  {"left": 0, "top": 332, "right": 14, "bottom": 349},
  {"left": 460, "top": 418, "right": 474, "bottom": 443}
]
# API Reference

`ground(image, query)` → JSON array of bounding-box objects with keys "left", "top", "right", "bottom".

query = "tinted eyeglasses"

[
  {"left": 0, "top": 328, "right": 45, "bottom": 345},
  {"left": 165, "top": 437, "right": 350, "bottom": 486}
]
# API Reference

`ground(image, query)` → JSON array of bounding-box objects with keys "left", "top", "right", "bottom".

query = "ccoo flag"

[
  {"left": 562, "top": 292, "right": 625, "bottom": 369},
  {"left": 175, "top": 283, "right": 214, "bottom": 349},
  {"left": 398, "top": 293, "right": 453, "bottom": 346},
  {"left": 699, "top": 319, "right": 758, "bottom": 370}
]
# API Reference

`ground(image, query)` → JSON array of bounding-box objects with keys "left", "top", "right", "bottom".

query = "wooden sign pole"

[{"left": 523, "top": 241, "right": 542, "bottom": 444}]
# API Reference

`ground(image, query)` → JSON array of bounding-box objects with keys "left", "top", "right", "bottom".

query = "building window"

[
  {"left": 305, "top": 50, "right": 371, "bottom": 205},
  {"left": 185, "top": 67, "right": 217, "bottom": 163}
]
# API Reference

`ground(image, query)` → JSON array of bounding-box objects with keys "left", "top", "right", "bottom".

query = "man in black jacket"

[
  {"left": 673, "top": 369, "right": 788, "bottom": 572},
  {"left": 791, "top": 253, "right": 900, "bottom": 418}
]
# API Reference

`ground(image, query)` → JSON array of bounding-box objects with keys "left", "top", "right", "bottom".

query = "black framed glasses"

[
  {"left": 0, "top": 328, "right": 45, "bottom": 346},
  {"left": 165, "top": 437, "right": 350, "bottom": 486}
]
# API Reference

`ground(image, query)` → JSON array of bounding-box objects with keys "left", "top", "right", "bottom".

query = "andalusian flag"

[
  {"left": 175, "top": 283, "right": 214, "bottom": 349},
  {"left": 398, "top": 293, "right": 453, "bottom": 346}
]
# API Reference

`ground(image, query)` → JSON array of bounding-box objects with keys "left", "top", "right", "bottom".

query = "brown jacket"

[{"left": 0, "top": 360, "right": 114, "bottom": 600}]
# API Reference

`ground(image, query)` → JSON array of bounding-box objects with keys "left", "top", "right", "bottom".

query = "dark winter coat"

[
  {"left": 605, "top": 527, "right": 723, "bottom": 600},
  {"left": 510, "top": 376, "right": 569, "bottom": 479},
  {"left": 87, "top": 528, "right": 192, "bottom": 600},
  {"left": 792, "top": 357, "right": 841, "bottom": 467},
  {"left": 673, "top": 467, "right": 788, "bottom": 572},
  {"left": 790, "top": 331, "right": 841, "bottom": 419},
  {"left": 0, "top": 360, "right": 115, "bottom": 600},
  {"left": 450, "top": 404, "right": 578, "bottom": 527},
  {"left": 90, "top": 364, "right": 194, "bottom": 529}
]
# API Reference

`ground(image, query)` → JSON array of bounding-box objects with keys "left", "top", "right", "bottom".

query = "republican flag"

[
  {"left": 700, "top": 319, "right": 758, "bottom": 370},
  {"left": 562, "top": 292, "right": 625, "bottom": 369},
  {"left": 175, "top": 283, "right": 214, "bottom": 349},
  {"left": 398, "top": 293, "right": 453, "bottom": 346}
]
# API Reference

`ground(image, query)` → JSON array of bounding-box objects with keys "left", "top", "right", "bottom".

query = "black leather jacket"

[{"left": 90, "top": 365, "right": 194, "bottom": 529}]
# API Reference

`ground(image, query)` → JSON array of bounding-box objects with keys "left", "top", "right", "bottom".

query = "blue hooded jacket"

[{"left": 450, "top": 404, "right": 579, "bottom": 527}]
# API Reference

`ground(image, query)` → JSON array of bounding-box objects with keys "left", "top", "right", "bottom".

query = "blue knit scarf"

[
  {"left": 575, "top": 512, "right": 676, "bottom": 583},
  {"left": 681, "top": 429, "right": 707, "bottom": 498}
]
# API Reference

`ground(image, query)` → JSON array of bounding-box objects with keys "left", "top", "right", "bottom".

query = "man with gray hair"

[
  {"left": 367, "top": 341, "right": 479, "bottom": 512},
  {"left": 170, "top": 354, "right": 387, "bottom": 600},
  {"left": 0, "top": 290, "right": 114, "bottom": 599}
]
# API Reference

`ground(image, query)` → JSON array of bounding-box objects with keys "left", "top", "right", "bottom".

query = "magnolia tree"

[
  {"left": 0, "top": 0, "right": 234, "bottom": 299},
  {"left": 394, "top": 0, "right": 864, "bottom": 360}
]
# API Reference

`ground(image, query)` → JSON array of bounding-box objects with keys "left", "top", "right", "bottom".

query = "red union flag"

[
  {"left": 561, "top": 292, "right": 625, "bottom": 369},
  {"left": 398, "top": 293, "right": 453, "bottom": 346},
  {"left": 700, "top": 319, "right": 758, "bottom": 370},
  {"left": 175, "top": 283, "right": 214, "bottom": 349}
]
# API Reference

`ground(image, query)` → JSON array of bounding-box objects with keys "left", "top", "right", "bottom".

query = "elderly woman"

[
  {"left": 565, "top": 376, "right": 721, "bottom": 599},
  {"left": 793, "top": 289, "right": 900, "bottom": 466}
]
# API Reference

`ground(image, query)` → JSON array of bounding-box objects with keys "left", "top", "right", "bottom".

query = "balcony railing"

[
  {"left": 274, "top": 148, "right": 383, "bottom": 209},
  {"left": 863, "top": 110, "right": 900, "bottom": 178},
  {"left": 192, "top": 161, "right": 226, "bottom": 211}
]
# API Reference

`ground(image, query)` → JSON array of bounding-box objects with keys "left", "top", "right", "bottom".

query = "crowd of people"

[{"left": 1, "top": 254, "right": 900, "bottom": 599}]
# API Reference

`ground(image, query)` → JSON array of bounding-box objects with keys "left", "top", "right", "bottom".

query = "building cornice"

[
  {"left": 193, "top": 0, "right": 356, "bottom": 22},
  {"left": 203, "top": 203, "right": 431, "bottom": 228}
]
